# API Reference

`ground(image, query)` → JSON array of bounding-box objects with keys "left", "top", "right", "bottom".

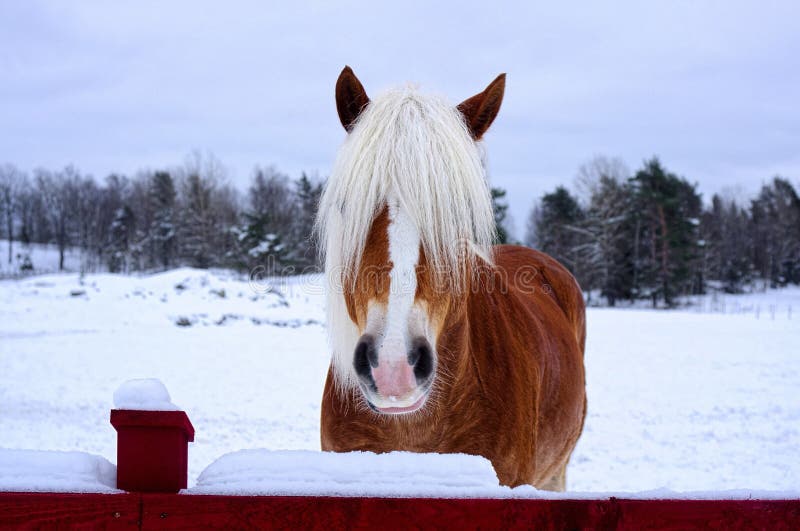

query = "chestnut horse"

[{"left": 317, "top": 66, "right": 586, "bottom": 490}]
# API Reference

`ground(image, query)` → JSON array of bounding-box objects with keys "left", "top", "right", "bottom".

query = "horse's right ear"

[
  {"left": 457, "top": 73, "right": 506, "bottom": 140},
  {"left": 335, "top": 66, "right": 370, "bottom": 133}
]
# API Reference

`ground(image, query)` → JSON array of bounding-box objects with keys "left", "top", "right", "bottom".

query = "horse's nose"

[
  {"left": 408, "top": 337, "right": 434, "bottom": 384},
  {"left": 353, "top": 334, "right": 379, "bottom": 389},
  {"left": 353, "top": 335, "right": 434, "bottom": 400}
]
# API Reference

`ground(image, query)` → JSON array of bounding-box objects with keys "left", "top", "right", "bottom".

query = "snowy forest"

[
  {"left": 0, "top": 154, "right": 323, "bottom": 277},
  {"left": 523, "top": 156, "right": 800, "bottom": 307},
  {"left": 1, "top": 154, "right": 799, "bottom": 308}
]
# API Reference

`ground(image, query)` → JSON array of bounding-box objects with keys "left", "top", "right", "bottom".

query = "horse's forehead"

[
  {"left": 384, "top": 201, "right": 421, "bottom": 317},
  {"left": 360, "top": 206, "right": 391, "bottom": 270},
  {"left": 349, "top": 203, "right": 426, "bottom": 305}
]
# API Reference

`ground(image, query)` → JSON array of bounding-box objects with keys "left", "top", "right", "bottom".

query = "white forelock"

[{"left": 315, "top": 85, "right": 496, "bottom": 389}]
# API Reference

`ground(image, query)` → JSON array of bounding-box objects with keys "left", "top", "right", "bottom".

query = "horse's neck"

[
  {"left": 437, "top": 289, "right": 484, "bottom": 389},
  {"left": 440, "top": 270, "right": 516, "bottom": 385}
]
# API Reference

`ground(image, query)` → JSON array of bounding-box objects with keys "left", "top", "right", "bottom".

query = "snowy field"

[
  {"left": 0, "top": 240, "right": 87, "bottom": 278},
  {"left": 1, "top": 265, "right": 798, "bottom": 494}
]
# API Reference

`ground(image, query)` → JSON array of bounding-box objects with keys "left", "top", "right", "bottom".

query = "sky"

[{"left": 1, "top": 1, "right": 799, "bottom": 238}]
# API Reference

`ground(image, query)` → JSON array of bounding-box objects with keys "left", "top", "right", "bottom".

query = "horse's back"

[{"left": 494, "top": 245, "right": 586, "bottom": 354}]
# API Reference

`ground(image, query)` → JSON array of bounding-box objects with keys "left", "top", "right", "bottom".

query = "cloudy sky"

[{"left": 2, "top": 1, "right": 798, "bottom": 236}]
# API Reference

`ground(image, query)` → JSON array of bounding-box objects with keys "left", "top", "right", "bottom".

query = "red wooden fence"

[
  {"left": 1, "top": 408, "right": 798, "bottom": 529},
  {"left": 1, "top": 492, "right": 799, "bottom": 529}
]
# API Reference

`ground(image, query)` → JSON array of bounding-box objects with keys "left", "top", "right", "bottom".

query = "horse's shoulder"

[{"left": 493, "top": 245, "right": 586, "bottom": 350}]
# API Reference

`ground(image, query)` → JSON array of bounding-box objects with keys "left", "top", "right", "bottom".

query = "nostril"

[
  {"left": 409, "top": 338, "right": 434, "bottom": 383},
  {"left": 407, "top": 342, "right": 422, "bottom": 366},
  {"left": 354, "top": 335, "right": 378, "bottom": 380}
]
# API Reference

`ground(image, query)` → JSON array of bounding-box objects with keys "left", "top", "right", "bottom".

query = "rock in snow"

[
  {"left": 113, "top": 378, "right": 180, "bottom": 411},
  {"left": 0, "top": 449, "right": 118, "bottom": 493}
]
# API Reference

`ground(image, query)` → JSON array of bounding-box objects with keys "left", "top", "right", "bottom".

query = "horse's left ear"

[
  {"left": 457, "top": 73, "right": 506, "bottom": 140},
  {"left": 336, "top": 66, "right": 370, "bottom": 133}
]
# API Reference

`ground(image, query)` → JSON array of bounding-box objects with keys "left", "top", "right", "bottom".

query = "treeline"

[
  {"left": 2, "top": 154, "right": 799, "bottom": 306},
  {"left": 524, "top": 156, "right": 800, "bottom": 307},
  {"left": 0, "top": 155, "right": 322, "bottom": 275}
]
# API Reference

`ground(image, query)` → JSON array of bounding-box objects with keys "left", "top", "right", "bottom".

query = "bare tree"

[
  {"left": 572, "top": 156, "right": 633, "bottom": 304},
  {"left": 35, "top": 166, "right": 84, "bottom": 271},
  {"left": 574, "top": 155, "right": 630, "bottom": 204},
  {"left": 0, "top": 164, "right": 25, "bottom": 264}
]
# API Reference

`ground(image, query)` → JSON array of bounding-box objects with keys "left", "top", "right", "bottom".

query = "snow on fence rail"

[{"left": 1, "top": 379, "right": 799, "bottom": 529}]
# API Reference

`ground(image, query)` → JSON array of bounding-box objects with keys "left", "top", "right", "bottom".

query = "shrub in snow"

[{"left": 175, "top": 316, "right": 194, "bottom": 327}]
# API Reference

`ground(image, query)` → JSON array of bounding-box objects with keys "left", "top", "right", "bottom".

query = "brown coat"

[{"left": 321, "top": 245, "right": 587, "bottom": 489}]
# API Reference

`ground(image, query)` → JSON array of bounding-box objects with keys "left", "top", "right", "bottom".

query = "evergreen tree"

[
  {"left": 749, "top": 177, "right": 800, "bottom": 286},
  {"left": 293, "top": 172, "right": 323, "bottom": 269},
  {"left": 107, "top": 206, "right": 136, "bottom": 273},
  {"left": 581, "top": 175, "right": 635, "bottom": 305},
  {"left": 630, "top": 158, "right": 702, "bottom": 307},
  {"left": 531, "top": 186, "right": 585, "bottom": 279},
  {"left": 96, "top": 174, "right": 128, "bottom": 268},
  {"left": 178, "top": 173, "right": 215, "bottom": 268},
  {"left": 491, "top": 187, "right": 510, "bottom": 244},
  {"left": 699, "top": 195, "right": 752, "bottom": 293},
  {"left": 235, "top": 167, "right": 296, "bottom": 273},
  {"left": 149, "top": 171, "right": 177, "bottom": 269}
]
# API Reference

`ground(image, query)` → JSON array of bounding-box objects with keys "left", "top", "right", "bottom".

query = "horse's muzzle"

[{"left": 353, "top": 334, "right": 434, "bottom": 414}]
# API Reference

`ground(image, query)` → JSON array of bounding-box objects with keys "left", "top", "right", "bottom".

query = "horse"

[{"left": 316, "top": 66, "right": 586, "bottom": 490}]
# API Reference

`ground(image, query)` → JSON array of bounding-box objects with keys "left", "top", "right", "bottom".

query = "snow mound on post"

[
  {"left": 191, "top": 450, "right": 512, "bottom": 498},
  {"left": 113, "top": 378, "right": 179, "bottom": 411},
  {"left": 0, "top": 449, "right": 118, "bottom": 493}
]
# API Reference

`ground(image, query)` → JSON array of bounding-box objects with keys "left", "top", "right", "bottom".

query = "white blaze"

[{"left": 382, "top": 201, "right": 420, "bottom": 359}]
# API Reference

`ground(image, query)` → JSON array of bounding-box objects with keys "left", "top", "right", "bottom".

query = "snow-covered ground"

[{"left": 1, "top": 268, "right": 798, "bottom": 493}]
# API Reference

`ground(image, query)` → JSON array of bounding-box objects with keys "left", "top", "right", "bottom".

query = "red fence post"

[{"left": 110, "top": 410, "right": 195, "bottom": 493}]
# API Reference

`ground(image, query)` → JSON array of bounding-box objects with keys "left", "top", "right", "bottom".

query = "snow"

[
  {"left": 0, "top": 449, "right": 118, "bottom": 493},
  {"left": 1, "top": 267, "right": 798, "bottom": 495},
  {"left": 191, "top": 450, "right": 507, "bottom": 497},
  {"left": 113, "top": 378, "right": 179, "bottom": 411},
  {"left": 572, "top": 306, "right": 800, "bottom": 492},
  {"left": 189, "top": 450, "right": 800, "bottom": 500}
]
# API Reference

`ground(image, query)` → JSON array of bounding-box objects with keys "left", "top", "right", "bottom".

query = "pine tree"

[
  {"left": 581, "top": 175, "right": 635, "bottom": 305},
  {"left": 700, "top": 195, "right": 752, "bottom": 293},
  {"left": 293, "top": 173, "right": 323, "bottom": 269},
  {"left": 235, "top": 167, "right": 296, "bottom": 273},
  {"left": 179, "top": 173, "right": 215, "bottom": 268},
  {"left": 491, "top": 187, "right": 510, "bottom": 244},
  {"left": 530, "top": 186, "right": 586, "bottom": 280},
  {"left": 107, "top": 205, "right": 136, "bottom": 273},
  {"left": 149, "top": 171, "right": 177, "bottom": 269},
  {"left": 749, "top": 177, "right": 800, "bottom": 286},
  {"left": 630, "top": 158, "right": 702, "bottom": 307}
]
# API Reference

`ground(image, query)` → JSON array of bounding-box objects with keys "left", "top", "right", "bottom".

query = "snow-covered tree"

[{"left": 148, "top": 171, "right": 177, "bottom": 269}]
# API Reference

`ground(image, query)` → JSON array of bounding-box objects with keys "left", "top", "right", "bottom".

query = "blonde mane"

[{"left": 315, "top": 85, "right": 496, "bottom": 388}]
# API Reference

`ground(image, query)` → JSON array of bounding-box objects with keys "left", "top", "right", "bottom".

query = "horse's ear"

[
  {"left": 457, "top": 73, "right": 506, "bottom": 140},
  {"left": 335, "top": 66, "right": 370, "bottom": 133}
]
